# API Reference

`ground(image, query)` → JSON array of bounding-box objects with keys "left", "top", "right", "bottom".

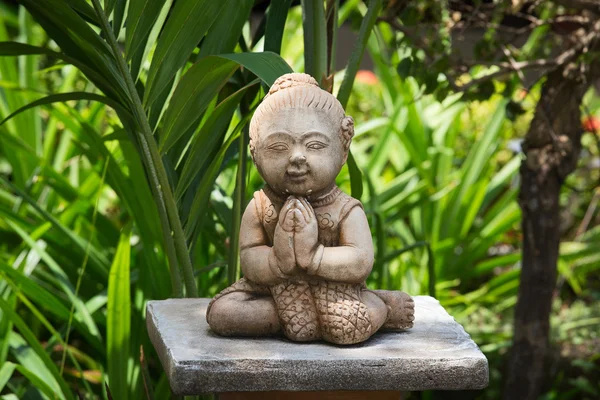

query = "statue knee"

[
  {"left": 207, "top": 292, "right": 281, "bottom": 337},
  {"left": 206, "top": 297, "right": 234, "bottom": 335}
]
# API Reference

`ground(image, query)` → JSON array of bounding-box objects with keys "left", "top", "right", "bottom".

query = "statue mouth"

[{"left": 286, "top": 169, "right": 309, "bottom": 180}]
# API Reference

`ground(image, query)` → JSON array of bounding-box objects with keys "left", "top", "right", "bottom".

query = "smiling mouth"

[{"left": 286, "top": 170, "right": 309, "bottom": 180}]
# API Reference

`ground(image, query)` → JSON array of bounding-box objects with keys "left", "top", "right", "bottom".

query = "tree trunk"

[{"left": 503, "top": 67, "right": 589, "bottom": 399}]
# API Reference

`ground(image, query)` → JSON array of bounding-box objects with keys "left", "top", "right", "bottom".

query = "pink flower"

[
  {"left": 582, "top": 115, "right": 600, "bottom": 133},
  {"left": 356, "top": 70, "right": 378, "bottom": 85}
]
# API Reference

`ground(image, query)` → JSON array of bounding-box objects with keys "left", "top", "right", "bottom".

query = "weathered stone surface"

[{"left": 146, "top": 296, "right": 488, "bottom": 395}]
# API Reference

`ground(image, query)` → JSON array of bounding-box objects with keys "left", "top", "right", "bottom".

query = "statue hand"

[
  {"left": 270, "top": 197, "right": 298, "bottom": 276},
  {"left": 292, "top": 197, "right": 321, "bottom": 273}
]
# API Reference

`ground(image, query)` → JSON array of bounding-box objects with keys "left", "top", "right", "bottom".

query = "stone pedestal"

[{"left": 146, "top": 296, "right": 488, "bottom": 397}]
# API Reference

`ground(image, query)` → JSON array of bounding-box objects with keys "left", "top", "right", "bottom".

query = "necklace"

[{"left": 263, "top": 185, "right": 341, "bottom": 208}]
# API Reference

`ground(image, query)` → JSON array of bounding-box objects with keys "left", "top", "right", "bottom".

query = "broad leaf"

[
  {"left": 347, "top": 151, "right": 363, "bottom": 200},
  {"left": 0, "top": 92, "right": 131, "bottom": 128},
  {"left": 301, "top": 0, "right": 327, "bottom": 85},
  {"left": 19, "top": 0, "right": 128, "bottom": 100},
  {"left": 126, "top": 0, "right": 168, "bottom": 59},
  {"left": 218, "top": 52, "right": 294, "bottom": 86},
  {"left": 144, "top": 0, "right": 229, "bottom": 107},
  {"left": 107, "top": 224, "right": 132, "bottom": 400},
  {"left": 176, "top": 82, "right": 258, "bottom": 199},
  {"left": 185, "top": 123, "right": 246, "bottom": 239},
  {"left": 0, "top": 361, "right": 15, "bottom": 393},
  {"left": 0, "top": 262, "right": 103, "bottom": 353},
  {"left": 0, "top": 41, "right": 123, "bottom": 102},
  {"left": 265, "top": 0, "right": 293, "bottom": 54},
  {"left": 337, "top": 0, "right": 382, "bottom": 107},
  {"left": 3, "top": 219, "right": 101, "bottom": 340},
  {"left": 197, "top": 0, "right": 254, "bottom": 59},
  {"left": 0, "top": 300, "right": 73, "bottom": 400},
  {"left": 129, "top": 0, "right": 174, "bottom": 81},
  {"left": 159, "top": 57, "right": 238, "bottom": 153}
]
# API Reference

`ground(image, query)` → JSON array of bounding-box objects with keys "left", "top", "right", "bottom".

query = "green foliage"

[{"left": 106, "top": 224, "right": 132, "bottom": 400}]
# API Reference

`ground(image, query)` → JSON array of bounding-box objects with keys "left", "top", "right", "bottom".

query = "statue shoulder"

[
  {"left": 253, "top": 189, "right": 277, "bottom": 225},
  {"left": 337, "top": 192, "right": 364, "bottom": 223}
]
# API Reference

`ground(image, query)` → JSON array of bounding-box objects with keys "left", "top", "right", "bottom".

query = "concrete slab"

[{"left": 146, "top": 296, "right": 488, "bottom": 395}]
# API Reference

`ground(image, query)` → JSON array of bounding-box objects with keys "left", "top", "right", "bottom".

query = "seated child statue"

[{"left": 206, "top": 73, "right": 415, "bottom": 345}]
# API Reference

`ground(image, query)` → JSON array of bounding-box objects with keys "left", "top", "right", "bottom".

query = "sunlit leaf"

[
  {"left": 144, "top": 0, "right": 229, "bottom": 106},
  {"left": 159, "top": 57, "right": 238, "bottom": 153},
  {"left": 176, "top": 82, "right": 258, "bottom": 199},
  {"left": 197, "top": 0, "right": 254, "bottom": 59},
  {"left": 217, "top": 52, "right": 294, "bottom": 86},
  {"left": 107, "top": 223, "right": 132, "bottom": 400}
]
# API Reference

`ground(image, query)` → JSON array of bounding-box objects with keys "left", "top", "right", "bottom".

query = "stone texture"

[{"left": 146, "top": 296, "right": 488, "bottom": 395}]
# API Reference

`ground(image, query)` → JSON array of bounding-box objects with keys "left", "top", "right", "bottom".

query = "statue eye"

[
  {"left": 267, "top": 143, "right": 288, "bottom": 151},
  {"left": 307, "top": 141, "right": 327, "bottom": 150}
]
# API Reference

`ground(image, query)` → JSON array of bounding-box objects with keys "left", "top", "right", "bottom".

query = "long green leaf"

[
  {"left": 125, "top": 0, "right": 168, "bottom": 59},
  {"left": 229, "top": 122, "right": 249, "bottom": 284},
  {"left": 161, "top": 51, "right": 292, "bottom": 154},
  {"left": 3, "top": 274, "right": 94, "bottom": 394},
  {"left": 0, "top": 40, "right": 63, "bottom": 56},
  {"left": 3, "top": 219, "right": 101, "bottom": 340},
  {"left": 218, "top": 52, "right": 294, "bottom": 86},
  {"left": 19, "top": 0, "right": 129, "bottom": 101},
  {"left": 107, "top": 223, "right": 132, "bottom": 400},
  {"left": 0, "top": 41, "right": 123, "bottom": 105},
  {"left": 91, "top": 0, "right": 190, "bottom": 297},
  {"left": 301, "top": 0, "right": 327, "bottom": 85},
  {"left": 8, "top": 330, "right": 62, "bottom": 395},
  {"left": 0, "top": 299, "right": 73, "bottom": 400},
  {"left": 197, "top": 0, "right": 254, "bottom": 59},
  {"left": 15, "top": 364, "right": 63, "bottom": 400},
  {"left": 265, "top": 0, "right": 293, "bottom": 54},
  {"left": 160, "top": 57, "right": 238, "bottom": 153},
  {"left": 0, "top": 262, "right": 103, "bottom": 352},
  {"left": 144, "top": 0, "right": 229, "bottom": 106},
  {"left": 0, "top": 92, "right": 131, "bottom": 128},
  {"left": 0, "top": 176, "right": 110, "bottom": 279},
  {"left": 129, "top": 0, "right": 173, "bottom": 81},
  {"left": 0, "top": 362, "right": 16, "bottom": 393},
  {"left": 176, "top": 82, "right": 257, "bottom": 199},
  {"left": 64, "top": 0, "right": 100, "bottom": 26},
  {"left": 0, "top": 22, "right": 40, "bottom": 185},
  {"left": 445, "top": 100, "right": 507, "bottom": 235},
  {"left": 337, "top": 0, "right": 382, "bottom": 108},
  {"left": 185, "top": 122, "right": 246, "bottom": 239},
  {"left": 347, "top": 151, "right": 363, "bottom": 199},
  {"left": 21, "top": 0, "right": 110, "bottom": 58}
]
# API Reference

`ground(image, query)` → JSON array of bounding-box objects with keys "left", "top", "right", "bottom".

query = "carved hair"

[{"left": 249, "top": 73, "right": 354, "bottom": 159}]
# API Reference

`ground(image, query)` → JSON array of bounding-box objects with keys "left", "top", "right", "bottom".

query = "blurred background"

[{"left": 0, "top": 0, "right": 598, "bottom": 399}]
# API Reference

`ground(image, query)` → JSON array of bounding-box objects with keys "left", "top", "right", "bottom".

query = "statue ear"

[{"left": 341, "top": 116, "right": 354, "bottom": 163}]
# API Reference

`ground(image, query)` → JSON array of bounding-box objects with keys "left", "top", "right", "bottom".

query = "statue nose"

[{"left": 290, "top": 151, "right": 307, "bottom": 165}]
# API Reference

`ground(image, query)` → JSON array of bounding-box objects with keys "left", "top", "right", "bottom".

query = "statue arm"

[
  {"left": 239, "top": 199, "right": 282, "bottom": 286},
  {"left": 310, "top": 206, "right": 374, "bottom": 284}
]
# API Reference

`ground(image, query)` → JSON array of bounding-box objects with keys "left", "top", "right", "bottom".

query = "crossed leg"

[
  {"left": 207, "top": 287, "right": 415, "bottom": 338},
  {"left": 207, "top": 291, "right": 281, "bottom": 336}
]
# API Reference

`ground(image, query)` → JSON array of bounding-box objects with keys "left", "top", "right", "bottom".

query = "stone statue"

[{"left": 206, "top": 73, "right": 415, "bottom": 345}]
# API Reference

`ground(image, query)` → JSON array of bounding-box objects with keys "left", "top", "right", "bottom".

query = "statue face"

[{"left": 254, "top": 107, "right": 345, "bottom": 196}]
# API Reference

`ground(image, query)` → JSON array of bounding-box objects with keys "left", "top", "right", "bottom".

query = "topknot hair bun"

[{"left": 267, "top": 73, "right": 319, "bottom": 98}]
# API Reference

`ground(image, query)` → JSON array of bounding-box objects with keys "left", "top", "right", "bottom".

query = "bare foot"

[{"left": 371, "top": 290, "right": 415, "bottom": 330}]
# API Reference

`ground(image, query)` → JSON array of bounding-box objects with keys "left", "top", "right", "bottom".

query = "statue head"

[{"left": 249, "top": 73, "right": 354, "bottom": 197}]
